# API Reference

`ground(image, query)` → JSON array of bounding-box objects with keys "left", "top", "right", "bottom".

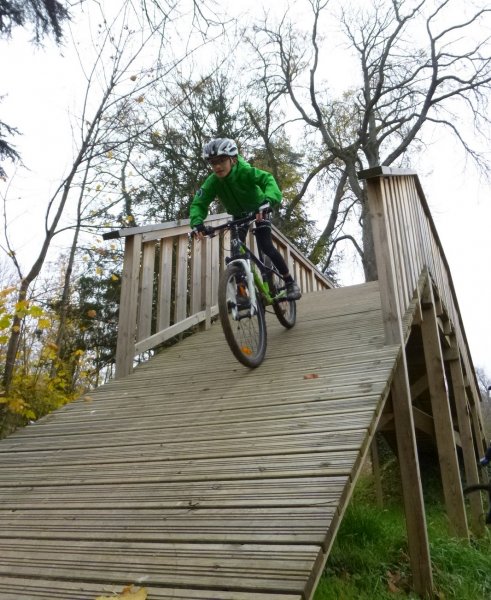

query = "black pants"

[{"left": 238, "top": 218, "right": 290, "bottom": 277}]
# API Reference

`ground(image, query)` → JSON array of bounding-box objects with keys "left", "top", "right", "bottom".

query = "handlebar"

[{"left": 193, "top": 206, "right": 272, "bottom": 238}]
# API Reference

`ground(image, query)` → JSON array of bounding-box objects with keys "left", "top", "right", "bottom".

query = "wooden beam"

[
  {"left": 446, "top": 347, "right": 485, "bottom": 535},
  {"left": 365, "top": 176, "right": 433, "bottom": 597},
  {"left": 412, "top": 407, "right": 435, "bottom": 438},
  {"left": 420, "top": 282, "right": 468, "bottom": 538},
  {"left": 370, "top": 436, "right": 384, "bottom": 508},
  {"left": 410, "top": 375, "right": 428, "bottom": 401}
]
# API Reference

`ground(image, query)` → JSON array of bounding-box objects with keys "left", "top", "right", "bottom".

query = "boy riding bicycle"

[{"left": 189, "top": 138, "right": 301, "bottom": 301}]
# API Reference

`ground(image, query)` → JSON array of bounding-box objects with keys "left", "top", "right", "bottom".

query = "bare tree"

[
  {"left": 251, "top": 0, "right": 491, "bottom": 280},
  {"left": 0, "top": 0, "right": 226, "bottom": 393}
]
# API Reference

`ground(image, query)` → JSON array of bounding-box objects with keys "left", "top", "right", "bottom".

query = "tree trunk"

[{"left": 2, "top": 280, "right": 29, "bottom": 393}]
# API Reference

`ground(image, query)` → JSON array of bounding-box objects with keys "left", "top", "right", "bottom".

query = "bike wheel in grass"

[
  {"left": 218, "top": 263, "right": 267, "bottom": 368},
  {"left": 264, "top": 256, "right": 296, "bottom": 329}
]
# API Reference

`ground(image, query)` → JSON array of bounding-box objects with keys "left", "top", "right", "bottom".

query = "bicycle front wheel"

[
  {"left": 218, "top": 263, "right": 267, "bottom": 368},
  {"left": 264, "top": 256, "right": 296, "bottom": 329}
]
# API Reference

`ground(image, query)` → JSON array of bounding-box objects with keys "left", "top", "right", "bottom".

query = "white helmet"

[{"left": 202, "top": 138, "right": 238, "bottom": 160}]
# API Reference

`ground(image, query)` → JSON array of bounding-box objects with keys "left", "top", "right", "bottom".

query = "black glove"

[
  {"left": 192, "top": 223, "right": 206, "bottom": 236},
  {"left": 256, "top": 203, "right": 272, "bottom": 220},
  {"left": 192, "top": 223, "right": 215, "bottom": 237}
]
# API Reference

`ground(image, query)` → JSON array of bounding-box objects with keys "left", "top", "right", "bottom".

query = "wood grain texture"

[{"left": 0, "top": 283, "right": 400, "bottom": 599}]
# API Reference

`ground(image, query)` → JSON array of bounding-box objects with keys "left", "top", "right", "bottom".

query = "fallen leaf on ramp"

[
  {"left": 303, "top": 373, "right": 319, "bottom": 379},
  {"left": 96, "top": 584, "right": 147, "bottom": 600}
]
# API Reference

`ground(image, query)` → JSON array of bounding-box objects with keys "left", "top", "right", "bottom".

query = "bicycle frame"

[{"left": 226, "top": 222, "right": 284, "bottom": 307}]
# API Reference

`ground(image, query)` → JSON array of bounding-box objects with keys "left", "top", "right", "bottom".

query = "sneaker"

[
  {"left": 479, "top": 457, "right": 490, "bottom": 467},
  {"left": 285, "top": 280, "right": 301, "bottom": 300}
]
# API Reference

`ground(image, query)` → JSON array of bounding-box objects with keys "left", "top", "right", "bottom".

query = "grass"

[{"left": 314, "top": 469, "right": 491, "bottom": 600}]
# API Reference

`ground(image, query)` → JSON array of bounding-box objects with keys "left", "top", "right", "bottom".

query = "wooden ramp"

[{"left": 0, "top": 282, "right": 401, "bottom": 600}]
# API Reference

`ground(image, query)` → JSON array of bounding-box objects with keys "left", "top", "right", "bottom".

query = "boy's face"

[{"left": 209, "top": 155, "right": 235, "bottom": 178}]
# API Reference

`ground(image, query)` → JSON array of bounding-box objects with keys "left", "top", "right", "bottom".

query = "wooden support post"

[
  {"left": 115, "top": 234, "right": 142, "bottom": 378},
  {"left": 463, "top": 381, "right": 488, "bottom": 460},
  {"left": 370, "top": 434, "right": 384, "bottom": 508},
  {"left": 365, "top": 176, "right": 433, "bottom": 597},
  {"left": 420, "top": 282, "right": 469, "bottom": 538},
  {"left": 446, "top": 345, "right": 485, "bottom": 535}
]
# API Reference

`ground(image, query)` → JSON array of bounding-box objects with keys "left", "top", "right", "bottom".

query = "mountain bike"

[{"left": 199, "top": 211, "right": 296, "bottom": 368}]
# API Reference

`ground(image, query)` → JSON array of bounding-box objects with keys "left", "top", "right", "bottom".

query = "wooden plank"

[
  {"left": 0, "top": 279, "right": 398, "bottom": 600},
  {"left": 0, "top": 476, "right": 349, "bottom": 509},
  {"left": 0, "top": 450, "right": 361, "bottom": 486},
  {"left": 0, "top": 540, "right": 319, "bottom": 595},
  {"left": 0, "top": 431, "right": 366, "bottom": 467},
  {"left": 137, "top": 241, "right": 156, "bottom": 342},
  {"left": 0, "top": 414, "right": 378, "bottom": 456},
  {"left": 157, "top": 238, "right": 173, "bottom": 330},
  {"left": 174, "top": 234, "right": 189, "bottom": 323},
  {"left": 0, "top": 577, "right": 302, "bottom": 600},
  {"left": 135, "top": 308, "right": 218, "bottom": 355}
]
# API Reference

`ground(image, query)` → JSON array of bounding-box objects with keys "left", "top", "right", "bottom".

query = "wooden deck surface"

[{"left": 0, "top": 281, "right": 400, "bottom": 600}]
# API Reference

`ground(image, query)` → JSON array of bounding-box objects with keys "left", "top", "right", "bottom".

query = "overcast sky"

[{"left": 0, "top": 0, "right": 490, "bottom": 378}]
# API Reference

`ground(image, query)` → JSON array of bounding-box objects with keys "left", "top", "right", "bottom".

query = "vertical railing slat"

[
  {"left": 106, "top": 213, "right": 332, "bottom": 373},
  {"left": 174, "top": 235, "right": 189, "bottom": 324},
  {"left": 137, "top": 241, "right": 156, "bottom": 342},
  {"left": 157, "top": 238, "right": 173, "bottom": 331}
]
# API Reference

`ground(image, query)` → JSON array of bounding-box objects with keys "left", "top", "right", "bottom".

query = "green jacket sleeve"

[
  {"left": 189, "top": 175, "right": 217, "bottom": 227},
  {"left": 251, "top": 166, "right": 282, "bottom": 206}
]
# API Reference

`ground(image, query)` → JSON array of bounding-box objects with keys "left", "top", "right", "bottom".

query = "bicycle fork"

[{"left": 227, "top": 258, "right": 258, "bottom": 318}]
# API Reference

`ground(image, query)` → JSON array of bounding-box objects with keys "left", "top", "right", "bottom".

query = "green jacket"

[{"left": 189, "top": 156, "right": 282, "bottom": 227}]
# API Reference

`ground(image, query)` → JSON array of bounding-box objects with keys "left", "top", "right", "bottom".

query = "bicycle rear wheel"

[
  {"left": 218, "top": 263, "right": 267, "bottom": 368},
  {"left": 263, "top": 256, "right": 296, "bottom": 329}
]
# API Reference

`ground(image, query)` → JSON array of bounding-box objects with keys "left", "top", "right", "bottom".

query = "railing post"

[
  {"left": 115, "top": 234, "right": 142, "bottom": 378},
  {"left": 364, "top": 174, "right": 433, "bottom": 597}
]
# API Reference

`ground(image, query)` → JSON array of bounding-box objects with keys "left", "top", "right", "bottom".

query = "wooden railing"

[
  {"left": 360, "top": 166, "right": 486, "bottom": 596},
  {"left": 359, "top": 166, "right": 480, "bottom": 404},
  {"left": 103, "top": 213, "right": 333, "bottom": 378}
]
